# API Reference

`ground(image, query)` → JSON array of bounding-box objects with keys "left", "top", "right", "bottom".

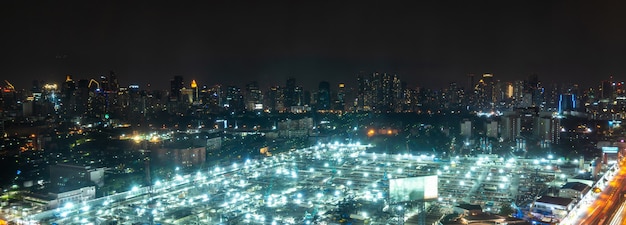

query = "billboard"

[
  {"left": 602, "top": 146, "right": 619, "bottom": 154},
  {"left": 389, "top": 175, "right": 438, "bottom": 203}
]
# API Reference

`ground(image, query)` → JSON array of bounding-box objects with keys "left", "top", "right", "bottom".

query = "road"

[
  {"left": 572, "top": 164, "right": 626, "bottom": 225},
  {"left": 607, "top": 198, "right": 626, "bottom": 225}
]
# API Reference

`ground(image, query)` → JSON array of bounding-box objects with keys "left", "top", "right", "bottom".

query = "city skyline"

[
  {"left": 2, "top": 1, "right": 626, "bottom": 90},
  {"left": 5, "top": 1, "right": 626, "bottom": 223}
]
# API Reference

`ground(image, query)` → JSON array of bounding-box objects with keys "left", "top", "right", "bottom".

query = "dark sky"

[{"left": 2, "top": 1, "right": 626, "bottom": 91}]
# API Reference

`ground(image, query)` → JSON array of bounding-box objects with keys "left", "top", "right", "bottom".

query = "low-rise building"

[
  {"left": 453, "top": 203, "right": 483, "bottom": 216},
  {"left": 532, "top": 196, "right": 574, "bottom": 219},
  {"left": 24, "top": 185, "right": 96, "bottom": 210},
  {"left": 49, "top": 163, "right": 106, "bottom": 187},
  {"left": 559, "top": 182, "right": 590, "bottom": 201}
]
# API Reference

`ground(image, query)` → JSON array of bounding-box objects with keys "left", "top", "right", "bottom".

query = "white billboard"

[
  {"left": 602, "top": 146, "right": 619, "bottom": 154},
  {"left": 389, "top": 175, "right": 438, "bottom": 203}
]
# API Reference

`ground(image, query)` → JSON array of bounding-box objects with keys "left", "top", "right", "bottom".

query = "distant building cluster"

[
  {"left": 2, "top": 73, "right": 626, "bottom": 121},
  {"left": 0, "top": 72, "right": 625, "bottom": 148}
]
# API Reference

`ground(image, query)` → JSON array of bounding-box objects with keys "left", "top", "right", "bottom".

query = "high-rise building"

[
  {"left": 485, "top": 120, "right": 498, "bottom": 138},
  {"left": 601, "top": 77, "right": 614, "bottom": 101},
  {"left": 445, "top": 82, "right": 462, "bottom": 109},
  {"left": 169, "top": 76, "right": 184, "bottom": 102},
  {"left": 558, "top": 94, "right": 577, "bottom": 114},
  {"left": 223, "top": 86, "right": 243, "bottom": 112},
  {"left": 76, "top": 79, "right": 91, "bottom": 117},
  {"left": 501, "top": 112, "right": 521, "bottom": 141},
  {"left": 201, "top": 84, "right": 222, "bottom": 113},
  {"left": 356, "top": 72, "right": 367, "bottom": 111},
  {"left": 534, "top": 114, "right": 560, "bottom": 146},
  {"left": 245, "top": 81, "right": 263, "bottom": 111},
  {"left": 460, "top": 119, "right": 472, "bottom": 137},
  {"left": 483, "top": 73, "right": 495, "bottom": 105},
  {"left": 0, "top": 117, "right": 4, "bottom": 137},
  {"left": 467, "top": 73, "right": 476, "bottom": 92},
  {"left": 336, "top": 83, "right": 346, "bottom": 111},
  {"left": 190, "top": 79, "right": 199, "bottom": 103},
  {"left": 266, "top": 86, "right": 282, "bottom": 112},
  {"left": 61, "top": 75, "right": 77, "bottom": 118},
  {"left": 284, "top": 78, "right": 296, "bottom": 108},
  {"left": 294, "top": 86, "right": 304, "bottom": 107},
  {"left": 109, "top": 71, "right": 119, "bottom": 92},
  {"left": 317, "top": 81, "right": 331, "bottom": 110}
]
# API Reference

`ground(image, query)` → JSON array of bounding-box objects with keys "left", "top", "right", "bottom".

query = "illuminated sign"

[
  {"left": 602, "top": 146, "right": 619, "bottom": 154},
  {"left": 389, "top": 175, "right": 438, "bottom": 203}
]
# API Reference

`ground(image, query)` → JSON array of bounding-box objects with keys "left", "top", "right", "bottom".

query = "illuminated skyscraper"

[
  {"left": 191, "top": 79, "right": 199, "bottom": 103},
  {"left": 558, "top": 94, "right": 577, "bottom": 114}
]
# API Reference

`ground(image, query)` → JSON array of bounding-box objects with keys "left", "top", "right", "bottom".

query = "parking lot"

[{"left": 25, "top": 143, "right": 577, "bottom": 225}]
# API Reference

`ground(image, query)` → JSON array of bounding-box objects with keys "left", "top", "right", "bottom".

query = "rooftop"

[
  {"left": 560, "top": 182, "right": 590, "bottom": 192},
  {"left": 536, "top": 196, "right": 574, "bottom": 206}
]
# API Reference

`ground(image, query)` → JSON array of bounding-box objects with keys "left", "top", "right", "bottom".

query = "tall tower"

[{"left": 191, "top": 79, "right": 198, "bottom": 103}]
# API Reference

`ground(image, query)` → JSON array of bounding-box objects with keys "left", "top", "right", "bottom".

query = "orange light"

[{"left": 367, "top": 129, "right": 375, "bottom": 137}]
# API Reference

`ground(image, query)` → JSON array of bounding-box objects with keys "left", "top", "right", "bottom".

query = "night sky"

[{"left": 2, "top": 1, "right": 626, "bottom": 91}]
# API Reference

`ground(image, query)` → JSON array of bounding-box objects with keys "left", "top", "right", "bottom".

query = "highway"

[
  {"left": 607, "top": 198, "right": 626, "bottom": 225},
  {"left": 570, "top": 163, "right": 626, "bottom": 225}
]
